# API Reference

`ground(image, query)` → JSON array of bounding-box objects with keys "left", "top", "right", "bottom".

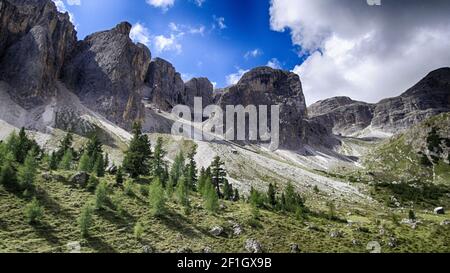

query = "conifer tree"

[
  {"left": 17, "top": 150, "right": 38, "bottom": 191},
  {"left": 204, "top": 179, "right": 219, "bottom": 213},
  {"left": 222, "top": 180, "right": 234, "bottom": 201},
  {"left": 185, "top": 145, "right": 198, "bottom": 191},
  {"left": 123, "top": 122, "right": 152, "bottom": 178},
  {"left": 169, "top": 151, "right": 185, "bottom": 188},
  {"left": 0, "top": 152, "right": 16, "bottom": 187},
  {"left": 115, "top": 167, "right": 124, "bottom": 186},
  {"left": 56, "top": 132, "right": 74, "bottom": 161},
  {"left": 24, "top": 198, "right": 43, "bottom": 224},
  {"left": 175, "top": 175, "right": 190, "bottom": 213},
  {"left": 233, "top": 188, "right": 240, "bottom": 202},
  {"left": 59, "top": 149, "right": 73, "bottom": 170},
  {"left": 267, "top": 183, "right": 277, "bottom": 207},
  {"left": 149, "top": 177, "right": 165, "bottom": 216},
  {"left": 152, "top": 137, "right": 167, "bottom": 183},
  {"left": 78, "top": 202, "right": 94, "bottom": 238},
  {"left": 210, "top": 156, "right": 227, "bottom": 198},
  {"left": 49, "top": 151, "right": 58, "bottom": 170},
  {"left": 95, "top": 180, "right": 108, "bottom": 210},
  {"left": 78, "top": 151, "right": 90, "bottom": 172},
  {"left": 197, "top": 167, "right": 207, "bottom": 195},
  {"left": 94, "top": 154, "right": 105, "bottom": 177}
]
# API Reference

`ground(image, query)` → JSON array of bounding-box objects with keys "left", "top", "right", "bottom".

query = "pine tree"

[
  {"left": 78, "top": 151, "right": 91, "bottom": 172},
  {"left": 267, "top": 183, "right": 277, "bottom": 207},
  {"left": 86, "top": 134, "right": 103, "bottom": 171},
  {"left": 326, "top": 201, "right": 336, "bottom": 220},
  {"left": 204, "top": 179, "right": 219, "bottom": 213},
  {"left": 123, "top": 122, "right": 152, "bottom": 178},
  {"left": 152, "top": 137, "right": 167, "bottom": 183},
  {"left": 17, "top": 150, "right": 38, "bottom": 191},
  {"left": 249, "top": 187, "right": 264, "bottom": 208},
  {"left": 169, "top": 151, "right": 185, "bottom": 188},
  {"left": 210, "top": 156, "right": 227, "bottom": 198},
  {"left": 59, "top": 149, "right": 73, "bottom": 170},
  {"left": 78, "top": 202, "right": 94, "bottom": 238},
  {"left": 149, "top": 177, "right": 165, "bottom": 216},
  {"left": 94, "top": 154, "right": 105, "bottom": 177},
  {"left": 49, "top": 151, "right": 58, "bottom": 170},
  {"left": 284, "top": 183, "right": 304, "bottom": 213},
  {"left": 115, "top": 167, "right": 124, "bottom": 186},
  {"left": 222, "top": 180, "right": 234, "bottom": 201},
  {"left": 185, "top": 145, "right": 198, "bottom": 191},
  {"left": 94, "top": 180, "right": 108, "bottom": 210},
  {"left": 175, "top": 176, "right": 190, "bottom": 213},
  {"left": 56, "top": 132, "right": 74, "bottom": 161},
  {"left": 197, "top": 167, "right": 207, "bottom": 195},
  {"left": 104, "top": 153, "right": 110, "bottom": 169},
  {"left": 0, "top": 152, "right": 17, "bottom": 188},
  {"left": 233, "top": 188, "right": 240, "bottom": 202},
  {"left": 24, "top": 198, "right": 43, "bottom": 224}
]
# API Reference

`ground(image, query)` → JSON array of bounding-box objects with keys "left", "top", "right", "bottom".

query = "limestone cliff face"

[
  {"left": 63, "top": 22, "right": 151, "bottom": 129},
  {"left": 371, "top": 68, "right": 450, "bottom": 132},
  {"left": 309, "top": 97, "right": 375, "bottom": 136},
  {"left": 144, "top": 57, "right": 184, "bottom": 112},
  {"left": 0, "top": 0, "right": 77, "bottom": 108},
  {"left": 308, "top": 68, "right": 450, "bottom": 137},
  {"left": 183, "top": 77, "right": 214, "bottom": 112},
  {"left": 216, "top": 67, "right": 332, "bottom": 149}
]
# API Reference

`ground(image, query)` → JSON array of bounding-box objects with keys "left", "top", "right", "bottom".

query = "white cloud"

[
  {"left": 67, "top": 0, "right": 81, "bottom": 5},
  {"left": 52, "top": 0, "right": 76, "bottom": 24},
  {"left": 169, "top": 22, "right": 205, "bottom": 36},
  {"left": 130, "top": 23, "right": 151, "bottom": 46},
  {"left": 270, "top": 0, "right": 450, "bottom": 105},
  {"left": 154, "top": 34, "right": 182, "bottom": 54},
  {"left": 194, "top": 0, "right": 206, "bottom": 7},
  {"left": 226, "top": 68, "right": 249, "bottom": 85},
  {"left": 266, "top": 58, "right": 282, "bottom": 69},
  {"left": 213, "top": 15, "right": 227, "bottom": 30},
  {"left": 244, "top": 49, "right": 263, "bottom": 59},
  {"left": 146, "top": 0, "right": 175, "bottom": 12}
]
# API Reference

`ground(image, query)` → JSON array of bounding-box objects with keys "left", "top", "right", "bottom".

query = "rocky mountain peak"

[{"left": 114, "top": 21, "right": 132, "bottom": 35}]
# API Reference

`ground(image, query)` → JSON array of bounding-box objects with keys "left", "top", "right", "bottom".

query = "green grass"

[{"left": 1, "top": 168, "right": 449, "bottom": 253}]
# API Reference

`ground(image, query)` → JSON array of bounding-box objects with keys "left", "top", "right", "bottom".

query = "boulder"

[
  {"left": 70, "top": 172, "right": 90, "bottom": 187},
  {"left": 106, "top": 165, "right": 118, "bottom": 174},
  {"left": 209, "top": 226, "right": 224, "bottom": 237},
  {"left": 142, "top": 245, "right": 155, "bottom": 253},
  {"left": 244, "top": 239, "right": 263, "bottom": 253},
  {"left": 434, "top": 207, "right": 445, "bottom": 215},
  {"left": 177, "top": 247, "right": 193, "bottom": 253},
  {"left": 290, "top": 244, "right": 301, "bottom": 253}
]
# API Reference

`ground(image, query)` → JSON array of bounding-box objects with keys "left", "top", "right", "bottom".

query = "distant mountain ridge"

[{"left": 308, "top": 68, "right": 450, "bottom": 137}]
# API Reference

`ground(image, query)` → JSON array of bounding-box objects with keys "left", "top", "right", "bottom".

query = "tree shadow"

[
  {"left": 32, "top": 221, "right": 61, "bottom": 245},
  {"left": 84, "top": 235, "right": 116, "bottom": 253},
  {"left": 158, "top": 210, "right": 207, "bottom": 238},
  {"left": 35, "top": 188, "right": 75, "bottom": 221}
]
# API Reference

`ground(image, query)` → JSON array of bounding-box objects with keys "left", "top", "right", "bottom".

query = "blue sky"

[{"left": 57, "top": 0, "right": 306, "bottom": 88}]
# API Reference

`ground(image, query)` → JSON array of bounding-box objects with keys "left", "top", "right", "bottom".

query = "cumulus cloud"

[
  {"left": 194, "top": 0, "right": 206, "bottom": 7},
  {"left": 130, "top": 23, "right": 151, "bottom": 46},
  {"left": 270, "top": 0, "right": 450, "bottom": 105},
  {"left": 266, "top": 58, "right": 282, "bottom": 69},
  {"left": 226, "top": 68, "right": 249, "bottom": 85},
  {"left": 154, "top": 34, "right": 182, "bottom": 54},
  {"left": 213, "top": 15, "right": 227, "bottom": 30},
  {"left": 169, "top": 22, "right": 205, "bottom": 36},
  {"left": 52, "top": 0, "right": 77, "bottom": 24},
  {"left": 244, "top": 49, "right": 263, "bottom": 59},
  {"left": 146, "top": 0, "right": 175, "bottom": 12}
]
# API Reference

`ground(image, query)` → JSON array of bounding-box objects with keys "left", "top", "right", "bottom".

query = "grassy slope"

[{"left": 1, "top": 169, "right": 449, "bottom": 253}]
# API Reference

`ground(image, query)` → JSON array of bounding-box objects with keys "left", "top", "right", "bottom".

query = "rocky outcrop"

[
  {"left": 144, "top": 57, "right": 184, "bottom": 111},
  {"left": 0, "top": 0, "right": 77, "bottom": 108},
  {"left": 308, "top": 97, "right": 375, "bottom": 136},
  {"left": 183, "top": 77, "right": 214, "bottom": 112},
  {"left": 217, "top": 67, "right": 308, "bottom": 149},
  {"left": 371, "top": 68, "right": 450, "bottom": 132},
  {"left": 63, "top": 22, "right": 150, "bottom": 129},
  {"left": 308, "top": 68, "right": 450, "bottom": 137}
]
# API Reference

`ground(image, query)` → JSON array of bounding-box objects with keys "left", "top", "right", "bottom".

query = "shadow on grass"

[
  {"left": 35, "top": 188, "right": 75, "bottom": 221},
  {"left": 0, "top": 218, "right": 7, "bottom": 231},
  {"left": 33, "top": 221, "right": 61, "bottom": 245},
  {"left": 84, "top": 235, "right": 116, "bottom": 253},
  {"left": 158, "top": 209, "right": 207, "bottom": 238},
  {"left": 97, "top": 204, "right": 136, "bottom": 230}
]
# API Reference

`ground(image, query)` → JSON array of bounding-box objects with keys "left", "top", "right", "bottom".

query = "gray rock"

[
  {"left": 440, "top": 220, "right": 450, "bottom": 226},
  {"left": 142, "top": 245, "right": 155, "bottom": 253},
  {"left": 290, "top": 244, "right": 301, "bottom": 253},
  {"left": 144, "top": 58, "right": 184, "bottom": 112},
  {"left": 177, "top": 247, "right": 193, "bottom": 253},
  {"left": 202, "top": 246, "right": 213, "bottom": 253},
  {"left": 245, "top": 239, "right": 263, "bottom": 253},
  {"left": 183, "top": 77, "right": 214, "bottom": 113},
  {"left": 330, "top": 230, "right": 344, "bottom": 238},
  {"left": 232, "top": 223, "right": 243, "bottom": 236},
  {"left": 387, "top": 237, "right": 398, "bottom": 248},
  {"left": 63, "top": 22, "right": 150, "bottom": 129},
  {"left": 434, "top": 207, "right": 445, "bottom": 215},
  {"left": 70, "top": 172, "right": 90, "bottom": 187},
  {"left": 209, "top": 226, "right": 224, "bottom": 237},
  {"left": 0, "top": 0, "right": 77, "bottom": 108},
  {"left": 106, "top": 165, "right": 118, "bottom": 174}
]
